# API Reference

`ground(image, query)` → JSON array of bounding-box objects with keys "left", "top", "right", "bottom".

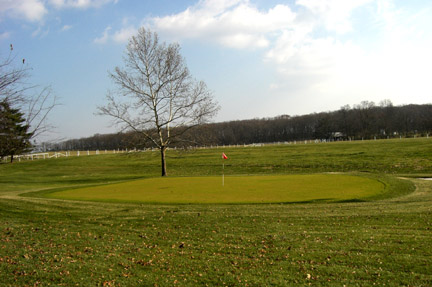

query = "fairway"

[{"left": 48, "top": 174, "right": 384, "bottom": 204}]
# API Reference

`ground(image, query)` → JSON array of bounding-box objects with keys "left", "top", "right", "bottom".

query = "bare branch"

[
  {"left": 0, "top": 49, "right": 34, "bottom": 105},
  {"left": 26, "top": 86, "right": 59, "bottom": 139},
  {"left": 1, "top": 46, "right": 58, "bottom": 142}
]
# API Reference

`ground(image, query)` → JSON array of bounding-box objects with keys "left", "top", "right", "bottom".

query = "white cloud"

[
  {"left": 93, "top": 17, "right": 137, "bottom": 45},
  {"left": 151, "top": 0, "right": 374, "bottom": 78},
  {"left": 48, "top": 0, "right": 118, "bottom": 9},
  {"left": 0, "top": 0, "right": 47, "bottom": 22},
  {"left": 49, "top": 0, "right": 65, "bottom": 8},
  {"left": 94, "top": 25, "right": 137, "bottom": 44},
  {"left": 112, "top": 26, "right": 137, "bottom": 43},
  {"left": 296, "top": 0, "right": 375, "bottom": 34},
  {"left": 150, "top": 0, "right": 296, "bottom": 49},
  {"left": 31, "top": 25, "right": 50, "bottom": 38},
  {"left": 363, "top": 4, "right": 432, "bottom": 105},
  {"left": 0, "top": 31, "right": 10, "bottom": 40},
  {"left": 61, "top": 24, "right": 73, "bottom": 31},
  {"left": 94, "top": 26, "right": 112, "bottom": 44},
  {"left": 265, "top": 0, "right": 432, "bottom": 111},
  {"left": 150, "top": 0, "right": 431, "bottom": 112},
  {"left": 93, "top": 15, "right": 138, "bottom": 44},
  {"left": 0, "top": 0, "right": 116, "bottom": 22}
]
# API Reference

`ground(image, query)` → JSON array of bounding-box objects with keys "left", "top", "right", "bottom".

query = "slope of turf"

[{"left": 0, "top": 138, "right": 431, "bottom": 286}]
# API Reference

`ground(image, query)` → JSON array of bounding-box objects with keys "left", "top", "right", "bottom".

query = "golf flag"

[{"left": 221, "top": 153, "right": 227, "bottom": 186}]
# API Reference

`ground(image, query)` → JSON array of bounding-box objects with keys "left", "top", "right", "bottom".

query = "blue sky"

[{"left": 1, "top": 0, "right": 432, "bottom": 141}]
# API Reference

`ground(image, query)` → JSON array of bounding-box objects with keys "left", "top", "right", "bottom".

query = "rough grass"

[{"left": 0, "top": 138, "right": 431, "bottom": 286}]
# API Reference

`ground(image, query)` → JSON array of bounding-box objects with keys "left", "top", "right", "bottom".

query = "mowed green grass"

[{"left": 48, "top": 174, "right": 384, "bottom": 204}]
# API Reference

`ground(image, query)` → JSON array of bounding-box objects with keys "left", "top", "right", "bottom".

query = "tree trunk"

[
  {"left": 160, "top": 146, "right": 167, "bottom": 176},
  {"left": 10, "top": 154, "right": 14, "bottom": 163}
]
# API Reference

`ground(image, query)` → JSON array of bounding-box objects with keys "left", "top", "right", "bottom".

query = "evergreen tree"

[{"left": 0, "top": 101, "right": 33, "bottom": 163}]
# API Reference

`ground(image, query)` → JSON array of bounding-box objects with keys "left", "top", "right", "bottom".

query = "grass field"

[{"left": 0, "top": 138, "right": 432, "bottom": 286}]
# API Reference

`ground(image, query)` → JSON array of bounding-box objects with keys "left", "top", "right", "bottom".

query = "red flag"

[{"left": 222, "top": 153, "right": 228, "bottom": 159}]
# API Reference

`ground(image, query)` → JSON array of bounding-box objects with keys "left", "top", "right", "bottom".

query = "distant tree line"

[{"left": 46, "top": 101, "right": 432, "bottom": 151}]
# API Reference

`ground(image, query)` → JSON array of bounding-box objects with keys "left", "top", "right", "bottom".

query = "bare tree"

[
  {"left": 0, "top": 45, "right": 29, "bottom": 105},
  {"left": 98, "top": 28, "right": 219, "bottom": 176},
  {"left": 1, "top": 45, "right": 58, "bottom": 144}
]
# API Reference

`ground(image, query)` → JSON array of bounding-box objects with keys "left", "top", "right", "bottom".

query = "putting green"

[{"left": 48, "top": 174, "right": 385, "bottom": 204}]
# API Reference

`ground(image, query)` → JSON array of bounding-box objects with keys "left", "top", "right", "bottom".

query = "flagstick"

[{"left": 223, "top": 163, "right": 225, "bottom": 186}]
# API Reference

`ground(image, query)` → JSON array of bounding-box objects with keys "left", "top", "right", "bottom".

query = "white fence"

[
  {"left": 2, "top": 134, "right": 430, "bottom": 163},
  {"left": 1, "top": 149, "right": 128, "bottom": 163}
]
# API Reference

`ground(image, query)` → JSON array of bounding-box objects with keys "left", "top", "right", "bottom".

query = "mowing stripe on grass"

[{"left": 48, "top": 174, "right": 384, "bottom": 204}]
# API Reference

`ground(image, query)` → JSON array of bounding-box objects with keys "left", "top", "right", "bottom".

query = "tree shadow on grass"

[
  {"left": 336, "top": 198, "right": 367, "bottom": 203},
  {"left": 278, "top": 198, "right": 367, "bottom": 205}
]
